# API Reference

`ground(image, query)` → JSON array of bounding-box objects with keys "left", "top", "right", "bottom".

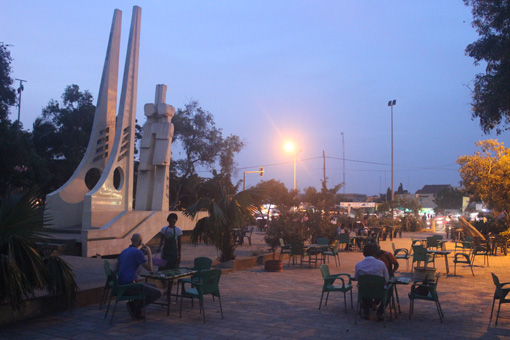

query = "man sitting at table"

[
  {"left": 375, "top": 245, "right": 399, "bottom": 277},
  {"left": 116, "top": 233, "right": 162, "bottom": 319},
  {"left": 354, "top": 242, "right": 389, "bottom": 321}
]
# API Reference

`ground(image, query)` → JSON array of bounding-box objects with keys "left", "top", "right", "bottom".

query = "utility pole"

[
  {"left": 323, "top": 150, "right": 326, "bottom": 184},
  {"left": 388, "top": 99, "right": 396, "bottom": 218},
  {"left": 341, "top": 132, "right": 345, "bottom": 193},
  {"left": 15, "top": 78, "right": 27, "bottom": 132}
]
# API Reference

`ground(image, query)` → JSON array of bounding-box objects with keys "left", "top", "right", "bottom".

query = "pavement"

[{"left": 2, "top": 231, "right": 510, "bottom": 339}]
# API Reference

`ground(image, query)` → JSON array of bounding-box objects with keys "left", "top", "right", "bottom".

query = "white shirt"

[
  {"left": 160, "top": 226, "right": 183, "bottom": 238},
  {"left": 354, "top": 256, "right": 389, "bottom": 282}
]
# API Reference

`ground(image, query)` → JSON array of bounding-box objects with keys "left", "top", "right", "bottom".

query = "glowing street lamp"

[{"left": 284, "top": 142, "right": 300, "bottom": 191}]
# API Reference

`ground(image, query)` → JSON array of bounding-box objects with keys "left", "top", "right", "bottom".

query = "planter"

[
  {"left": 264, "top": 259, "right": 283, "bottom": 272},
  {"left": 413, "top": 266, "right": 436, "bottom": 281}
]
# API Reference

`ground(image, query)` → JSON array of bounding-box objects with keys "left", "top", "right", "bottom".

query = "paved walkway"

[{"left": 2, "top": 232, "right": 510, "bottom": 339}]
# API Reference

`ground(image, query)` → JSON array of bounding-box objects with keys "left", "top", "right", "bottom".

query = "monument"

[{"left": 44, "top": 6, "right": 204, "bottom": 257}]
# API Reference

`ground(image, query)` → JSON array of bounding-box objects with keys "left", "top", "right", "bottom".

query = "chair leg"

[
  {"left": 343, "top": 292, "right": 347, "bottom": 313},
  {"left": 319, "top": 291, "right": 325, "bottom": 310},
  {"left": 104, "top": 295, "right": 113, "bottom": 319},
  {"left": 109, "top": 300, "right": 118, "bottom": 325},
  {"left": 218, "top": 295, "right": 224, "bottom": 319},
  {"left": 350, "top": 289, "right": 354, "bottom": 309},
  {"left": 435, "top": 299, "right": 444, "bottom": 322},
  {"left": 496, "top": 300, "right": 503, "bottom": 325},
  {"left": 200, "top": 299, "right": 206, "bottom": 323},
  {"left": 489, "top": 298, "right": 496, "bottom": 325},
  {"left": 325, "top": 291, "right": 330, "bottom": 306}
]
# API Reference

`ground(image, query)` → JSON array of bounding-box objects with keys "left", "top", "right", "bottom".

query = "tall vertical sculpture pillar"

[
  {"left": 83, "top": 6, "right": 141, "bottom": 229},
  {"left": 45, "top": 10, "right": 121, "bottom": 229},
  {"left": 135, "top": 84, "right": 175, "bottom": 211}
]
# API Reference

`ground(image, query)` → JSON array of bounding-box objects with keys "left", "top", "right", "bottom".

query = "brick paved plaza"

[{"left": 1, "top": 232, "right": 510, "bottom": 339}]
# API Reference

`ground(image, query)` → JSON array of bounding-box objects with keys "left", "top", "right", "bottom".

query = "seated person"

[
  {"left": 355, "top": 243, "right": 389, "bottom": 321},
  {"left": 116, "top": 233, "right": 162, "bottom": 319},
  {"left": 375, "top": 246, "right": 399, "bottom": 277}
]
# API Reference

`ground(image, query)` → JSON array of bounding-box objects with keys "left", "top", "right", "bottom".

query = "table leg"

[
  {"left": 393, "top": 284, "right": 401, "bottom": 314},
  {"left": 167, "top": 280, "right": 173, "bottom": 316},
  {"left": 444, "top": 255, "right": 449, "bottom": 276}
]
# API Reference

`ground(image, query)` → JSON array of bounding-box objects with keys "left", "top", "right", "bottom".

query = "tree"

[
  {"left": 170, "top": 101, "right": 244, "bottom": 209},
  {"left": 255, "top": 179, "right": 297, "bottom": 211},
  {"left": 184, "top": 186, "right": 264, "bottom": 262},
  {"left": 31, "top": 85, "right": 95, "bottom": 194},
  {"left": 0, "top": 189, "right": 78, "bottom": 309},
  {"left": 434, "top": 187, "right": 464, "bottom": 211},
  {"left": 0, "top": 43, "right": 16, "bottom": 122},
  {"left": 464, "top": 0, "right": 510, "bottom": 134},
  {"left": 457, "top": 139, "right": 510, "bottom": 227}
]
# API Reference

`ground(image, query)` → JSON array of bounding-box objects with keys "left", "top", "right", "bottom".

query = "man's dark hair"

[
  {"left": 167, "top": 213, "right": 178, "bottom": 222},
  {"left": 363, "top": 243, "right": 379, "bottom": 257}
]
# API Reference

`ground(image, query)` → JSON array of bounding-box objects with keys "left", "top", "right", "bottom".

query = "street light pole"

[
  {"left": 15, "top": 78, "right": 27, "bottom": 131},
  {"left": 341, "top": 132, "right": 345, "bottom": 193},
  {"left": 388, "top": 99, "right": 396, "bottom": 218}
]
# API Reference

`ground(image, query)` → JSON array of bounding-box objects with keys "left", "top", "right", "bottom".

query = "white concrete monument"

[{"left": 45, "top": 7, "right": 205, "bottom": 257}]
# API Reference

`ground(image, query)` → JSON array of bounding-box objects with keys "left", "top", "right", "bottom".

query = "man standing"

[
  {"left": 116, "top": 233, "right": 162, "bottom": 319},
  {"left": 158, "top": 213, "right": 183, "bottom": 270},
  {"left": 355, "top": 243, "right": 389, "bottom": 321}
]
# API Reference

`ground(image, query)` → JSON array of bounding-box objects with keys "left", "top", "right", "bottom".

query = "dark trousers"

[{"left": 124, "top": 283, "right": 161, "bottom": 312}]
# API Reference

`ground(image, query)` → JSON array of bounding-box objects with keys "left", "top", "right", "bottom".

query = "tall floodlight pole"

[
  {"left": 284, "top": 142, "right": 301, "bottom": 191},
  {"left": 15, "top": 78, "right": 27, "bottom": 131},
  {"left": 388, "top": 99, "right": 396, "bottom": 218},
  {"left": 341, "top": 132, "right": 345, "bottom": 193}
]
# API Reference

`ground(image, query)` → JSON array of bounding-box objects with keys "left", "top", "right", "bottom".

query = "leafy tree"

[
  {"left": 0, "top": 43, "right": 16, "bottom": 122},
  {"left": 170, "top": 101, "right": 244, "bottom": 209},
  {"left": 434, "top": 187, "right": 464, "bottom": 211},
  {"left": 0, "top": 189, "right": 78, "bottom": 310},
  {"left": 457, "top": 139, "right": 510, "bottom": 227},
  {"left": 32, "top": 85, "right": 95, "bottom": 193},
  {"left": 302, "top": 180, "right": 341, "bottom": 214},
  {"left": 185, "top": 186, "right": 264, "bottom": 262},
  {"left": 255, "top": 179, "right": 297, "bottom": 211},
  {"left": 464, "top": 0, "right": 510, "bottom": 134}
]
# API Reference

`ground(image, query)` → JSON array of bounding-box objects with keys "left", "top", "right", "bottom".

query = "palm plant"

[
  {"left": 185, "top": 186, "right": 264, "bottom": 262},
  {"left": 0, "top": 189, "right": 78, "bottom": 310}
]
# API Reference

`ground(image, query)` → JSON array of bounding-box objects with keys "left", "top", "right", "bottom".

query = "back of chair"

[
  {"left": 338, "top": 233, "right": 350, "bottom": 243},
  {"left": 357, "top": 275, "right": 387, "bottom": 300},
  {"left": 491, "top": 273, "right": 506, "bottom": 299},
  {"left": 279, "top": 238, "right": 286, "bottom": 247},
  {"left": 104, "top": 260, "right": 113, "bottom": 277},
  {"left": 317, "top": 238, "right": 329, "bottom": 246},
  {"left": 426, "top": 236, "right": 438, "bottom": 248},
  {"left": 290, "top": 242, "right": 305, "bottom": 256},
  {"left": 391, "top": 243, "right": 397, "bottom": 253},
  {"left": 320, "top": 264, "right": 331, "bottom": 279},
  {"left": 413, "top": 245, "right": 428, "bottom": 261},
  {"left": 194, "top": 257, "right": 213, "bottom": 271},
  {"left": 433, "top": 235, "right": 443, "bottom": 241},
  {"left": 197, "top": 269, "right": 221, "bottom": 297}
]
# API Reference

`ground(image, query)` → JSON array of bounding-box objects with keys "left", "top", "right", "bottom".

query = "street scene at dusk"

[{"left": 2, "top": 1, "right": 510, "bottom": 339}]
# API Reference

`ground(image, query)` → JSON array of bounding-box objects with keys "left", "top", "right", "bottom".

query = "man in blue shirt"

[{"left": 116, "top": 233, "right": 162, "bottom": 319}]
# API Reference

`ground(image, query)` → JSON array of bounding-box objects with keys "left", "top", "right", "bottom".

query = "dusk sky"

[{"left": 3, "top": 1, "right": 510, "bottom": 196}]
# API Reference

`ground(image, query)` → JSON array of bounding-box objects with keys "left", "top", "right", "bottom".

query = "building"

[{"left": 415, "top": 184, "right": 452, "bottom": 210}]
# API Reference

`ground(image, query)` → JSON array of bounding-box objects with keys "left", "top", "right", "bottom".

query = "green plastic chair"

[
  {"left": 408, "top": 273, "right": 444, "bottom": 322},
  {"left": 490, "top": 273, "right": 510, "bottom": 326},
  {"left": 279, "top": 238, "right": 291, "bottom": 260},
  {"left": 319, "top": 264, "right": 353, "bottom": 313},
  {"left": 322, "top": 242, "right": 340, "bottom": 267},
  {"left": 410, "top": 237, "right": 424, "bottom": 255},
  {"left": 288, "top": 242, "right": 306, "bottom": 267},
  {"left": 453, "top": 253, "right": 474, "bottom": 277},
  {"left": 99, "top": 261, "right": 115, "bottom": 310},
  {"left": 392, "top": 242, "right": 410, "bottom": 270},
  {"left": 454, "top": 236, "right": 472, "bottom": 254},
  {"left": 179, "top": 269, "right": 223, "bottom": 323},
  {"left": 104, "top": 266, "right": 146, "bottom": 324},
  {"left": 471, "top": 240, "right": 490, "bottom": 267},
  {"left": 411, "top": 245, "right": 435, "bottom": 273},
  {"left": 354, "top": 275, "right": 393, "bottom": 327},
  {"left": 338, "top": 233, "right": 353, "bottom": 251},
  {"left": 426, "top": 237, "right": 441, "bottom": 250}
]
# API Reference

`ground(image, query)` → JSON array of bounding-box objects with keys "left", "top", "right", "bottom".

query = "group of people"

[
  {"left": 115, "top": 213, "right": 183, "bottom": 319},
  {"left": 354, "top": 242, "right": 399, "bottom": 321}
]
